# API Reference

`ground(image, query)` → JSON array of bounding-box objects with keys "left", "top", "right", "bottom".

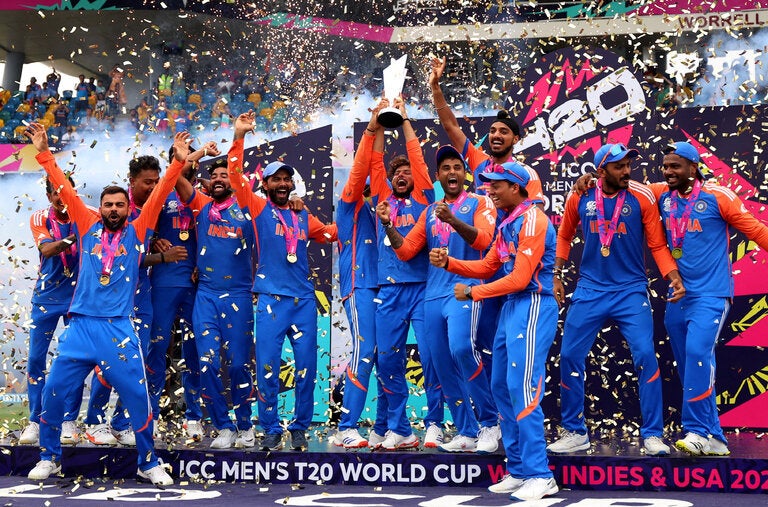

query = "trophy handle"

[{"left": 377, "top": 107, "right": 404, "bottom": 129}]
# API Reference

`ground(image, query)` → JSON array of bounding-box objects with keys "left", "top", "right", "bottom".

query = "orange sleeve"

[
  {"left": 638, "top": 189, "right": 677, "bottom": 278},
  {"left": 35, "top": 151, "right": 97, "bottom": 234},
  {"left": 471, "top": 210, "right": 547, "bottom": 300},
  {"left": 228, "top": 138, "right": 266, "bottom": 216},
  {"left": 464, "top": 142, "right": 489, "bottom": 173},
  {"left": 133, "top": 158, "right": 184, "bottom": 243},
  {"left": 30, "top": 211, "right": 53, "bottom": 246},
  {"left": 715, "top": 188, "right": 768, "bottom": 250},
  {"left": 556, "top": 190, "right": 582, "bottom": 260},
  {"left": 394, "top": 208, "right": 428, "bottom": 261},
  {"left": 187, "top": 191, "right": 212, "bottom": 218},
  {"left": 471, "top": 194, "right": 497, "bottom": 251},
  {"left": 648, "top": 182, "right": 668, "bottom": 201},
  {"left": 445, "top": 237, "right": 502, "bottom": 280},
  {"left": 407, "top": 137, "right": 434, "bottom": 205},
  {"left": 341, "top": 133, "right": 373, "bottom": 203},
  {"left": 309, "top": 213, "right": 338, "bottom": 243},
  {"left": 369, "top": 148, "right": 391, "bottom": 203}
]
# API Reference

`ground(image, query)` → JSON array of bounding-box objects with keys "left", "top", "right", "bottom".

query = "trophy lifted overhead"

[{"left": 378, "top": 54, "right": 408, "bottom": 129}]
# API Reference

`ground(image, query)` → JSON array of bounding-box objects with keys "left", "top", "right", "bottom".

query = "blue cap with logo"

[
  {"left": 478, "top": 161, "right": 530, "bottom": 187},
  {"left": 668, "top": 141, "right": 708, "bottom": 179},
  {"left": 435, "top": 145, "right": 467, "bottom": 169},
  {"left": 594, "top": 143, "right": 639, "bottom": 169},
  {"left": 263, "top": 161, "right": 295, "bottom": 180}
]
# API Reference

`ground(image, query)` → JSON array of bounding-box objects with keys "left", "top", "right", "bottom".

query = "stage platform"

[{"left": 3, "top": 427, "right": 768, "bottom": 494}]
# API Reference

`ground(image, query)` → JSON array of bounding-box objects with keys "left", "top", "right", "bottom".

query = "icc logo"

[{"left": 586, "top": 201, "right": 597, "bottom": 216}]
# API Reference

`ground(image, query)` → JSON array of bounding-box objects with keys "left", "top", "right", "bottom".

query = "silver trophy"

[{"left": 378, "top": 55, "right": 408, "bottom": 129}]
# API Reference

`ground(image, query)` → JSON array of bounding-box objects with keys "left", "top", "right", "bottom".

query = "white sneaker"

[
  {"left": 211, "top": 428, "right": 237, "bottom": 449},
  {"left": 235, "top": 428, "right": 256, "bottom": 448},
  {"left": 368, "top": 430, "right": 388, "bottom": 448},
  {"left": 488, "top": 474, "right": 526, "bottom": 493},
  {"left": 643, "top": 436, "right": 670, "bottom": 455},
  {"left": 423, "top": 423, "right": 444, "bottom": 449},
  {"left": 675, "top": 432, "right": 710, "bottom": 455},
  {"left": 707, "top": 437, "right": 731, "bottom": 456},
  {"left": 438, "top": 434, "right": 478, "bottom": 453},
  {"left": 28, "top": 460, "right": 61, "bottom": 481},
  {"left": 113, "top": 428, "right": 136, "bottom": 446},
  {"left": 85, "top": 424, "right": 118, "bottom": 446},
  {"left": 511, "top": 477, "right": 559, "bottom": 501},
  {"left": 60, "top": 421, "right": 80, "bottom": 445},
  {"left": 183, "top": 420, "right": 205, "bottom": 441},
  {"left": 476, "top": 425, "right": 501, "bottom": 454},
  {"left": 547, "top": 430, "right": 589, "bottom": 453},
  {"left": 380, "top": 432, "right": 419, "bottom": 450},
  {"left": 18, "top": 422, "right": 39, "bottom": 445},
  {"left": 333, "top": 428, "right": 368, "bottom": 448},
  {"left": 137, "top": 464, "right": 173, "bottom": 486}
]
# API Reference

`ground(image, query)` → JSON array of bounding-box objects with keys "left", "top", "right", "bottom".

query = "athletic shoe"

[
  {"left": 235, "top": 428, "right": 256, "bottom": 448},
  {"left": 380, "top": 432, "right": 419, "bottom": 450},
  {"left": 643, "top": 436, "right": 670, "bottom": 456},
  {"left": 60, "top": 421, "right": 80, "bottom": 445},
  {"left": 113, "top": 428, "right": 136, "bottom": 446},
  {"left": 137, "top": 465, "right": 173, "bottom": 486},
  {"left": 210, "top": 428, "right": 237, "bottom": 449},
  {"left": 85, "top": 424, "right": 118, "bottom": 446},
  {"left": 262, "top": 433, "right": 283, "bottom": 451},
  {"left": 368, "top": 430, "right": 388, "bottom": 448},
  {"left": 707, "top": 437, "right": 731, "bottom": 456},
  {"left": 438, "top": 434, "right": 477, "bottom": 453},
  {"left": 423, "top": 423, "right": 443, "bottom": 449},
  {"left": 28, "top": 460, "right": 61, "bottom": 481},
  {"left": 18, "top": 422, "right": 39, "bottom": 445},
  {"left": 476, "top": 425, "right": 501, "bottom": 454},
  {"left": 290, "top": 430, "right": 308, "bottom": 450},
  {"left": 511, "top": 477, "right": 559, "bottom": 501},
  {"left": 546, "top": 430, "right": 589, "bottom": 453},
  {"left": 488, "top": 474, "right": 525, "bottom": 493},
  {"left": 333, "top": 428, "right": 368, "bottom": 448},
  {"left": 675, "top": 432, "right": 710, "bottom": 455},
  {"left": 183, "top": 420, "right": 205, "bottom": 441}
]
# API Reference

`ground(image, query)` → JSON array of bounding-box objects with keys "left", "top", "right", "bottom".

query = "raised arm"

[
  {"left": 342, "top": 99, "right": 386, "bottom": 204},
  {"left": 429, "top": 56, "right": 469, "bottom": 152},
  {"left": 26, "top": 123, "right": 95, "bottom": 232},
  {"left": 230, "top": 112, "right": 267, "bottom": 215}
]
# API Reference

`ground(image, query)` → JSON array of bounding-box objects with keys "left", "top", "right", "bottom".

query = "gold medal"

[
  {"left": 671, "top": 247, "right": 683, "bottom": 259},
  {"left": 179, "top": 230, "right": 190, "bottom": 241},
  {"left": 600, "top": 246, "right": 610, "bottom": 257},
  {"left": 383, "top": 236, "right": 391, "bottom": 247},
  {"left": 287, "top": 253, "right": 298, "bottom": 264},
  {"left": 99, "top": 274, "right": 110, "bottom": 285},
  {"left": 63, "top": 267, "right": 72, "bottom": 278}
]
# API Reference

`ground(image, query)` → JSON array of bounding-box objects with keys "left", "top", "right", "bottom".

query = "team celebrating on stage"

[{"left": 20, "top": 55, "right": 768, "bottom": 501}]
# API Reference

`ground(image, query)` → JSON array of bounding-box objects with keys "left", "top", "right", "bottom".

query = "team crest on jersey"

[
  {"left": 585, "top": 201, "right": 597, "bottom": 216},
  {"left": 621, "top": 204, "right": 632, "bottom": 216},
  {"left": 231, "top": 209, "right": 245, "bottom": 221},
  {"left": 167, "top": 200, "right": 179, "bottom": 212},
  {"left": 662, "top": 197, "right": 671, "bottom": 213},
  {"left": 695, "top": 200, "right": 708, "bottom": 213},
  {"left": 459, "top": 205, "right": 471, "bottom": 214}
]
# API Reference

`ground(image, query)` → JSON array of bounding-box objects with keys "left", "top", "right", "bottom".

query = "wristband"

[
  {"left": 403, "top": 118, "right": 411, "bottom": 122},
  {"left": 160, "top": 252, "right": 165, "bottom": 264},
  {"left": 383, "top": 221, "right": 393, "bottom": 229},
  {"left": 365, "top": 127, "right": 376, "bottom": 133},
  {"left": 435, "top": 104, "right": 449, "bottom": 111}
]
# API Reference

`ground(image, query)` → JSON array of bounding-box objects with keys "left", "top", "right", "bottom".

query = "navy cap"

[
  {"left": 478, "top": 161, "right": 530, "bottom": 187},
  {"left": 435, "top": 145, "right": 467, "bottom": 169},
  {"left": 594, "top": 143, "right": 639, "bottom": 169},
  {"left": 263, "top": 161, "right": 295, "bottom": 180}
]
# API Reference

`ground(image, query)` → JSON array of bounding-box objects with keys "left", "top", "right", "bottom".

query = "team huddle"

[{"left": 19, "top": 57, "right": 768, "bottom": 501}]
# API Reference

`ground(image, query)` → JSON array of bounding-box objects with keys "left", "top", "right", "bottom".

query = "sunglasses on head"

[
  {"left": 484, "top": 163, "right": 526, "bottom": 186},
  {"left": 597, "top": 143, "right": 628, "bottom": 169}
]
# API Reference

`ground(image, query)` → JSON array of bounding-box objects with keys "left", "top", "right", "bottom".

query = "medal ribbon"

[
  {"left": 176, "top": 196, "right": 191, "bottom": 231},
  {"left": 387, "top": 196, "right": 405, "bottom": 229},
  {"left": 496, "top": 199, "right": 533, "bottom": 261},
  {"left": 100, "top": 227, "right": 126, "bottom": 278},
  {"left": 48, "top": 206, "right": 76, "bottom": 272},
  {"left": 594, "top": 180, "right": 626, "bottom": 252},
  {"left": 208, "top": 195, "right": 236, "bottom": 223},
  {"left": 270, "top": 202, "right": 299, "bottom": 257},
  {"left": 669, "top": 179, "right": 702, "bottom": 251},
  {"left": 128, "top": 186, "right": 138, "bottom": 219},
  {"left": 436, "top": 191, "right": 468, "bottom": 247}
]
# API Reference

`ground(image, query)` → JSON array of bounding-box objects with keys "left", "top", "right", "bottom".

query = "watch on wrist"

[{"left": 463, "top": 285, "right": 473, "bottom": 300}]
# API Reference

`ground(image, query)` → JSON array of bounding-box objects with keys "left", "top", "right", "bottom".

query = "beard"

[
  {"left": 103, "top": 213, "right": 127, "bottom": 231},
  {"left": 268, "top": 187, "right": 291, "bottom": 206}
]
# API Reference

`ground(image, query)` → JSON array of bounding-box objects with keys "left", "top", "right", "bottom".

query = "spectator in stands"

[
  {"left": 52, "top": 99, "right": 69, "bottom": 141},
  {"left": 75, "top": 75, "right": 90, "bottom": 113},
  {"left": 26, "top": 77, "right": 42, "bottom": 105}
]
